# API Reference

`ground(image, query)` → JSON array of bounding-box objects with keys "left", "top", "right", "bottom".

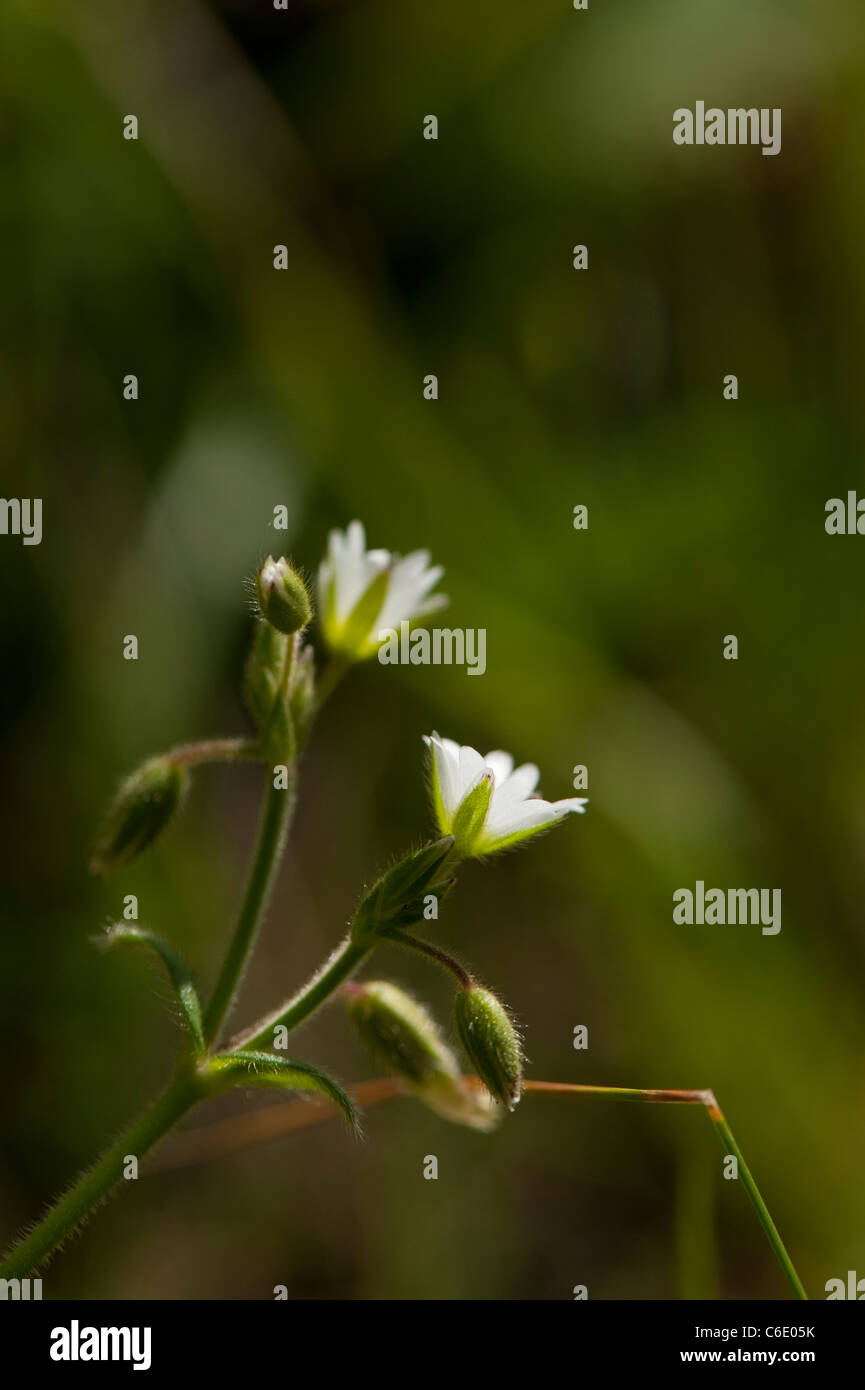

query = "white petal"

[
  {"left": 415, "top": 592, "right": 449, "bottom": 618},
  {"left": 345, "top": 519, "right": 366, "bottom": 556},
  {"left": 337, "top": 550, "right": 389, "bottom": 624},
  {"left": 377, "top": 556, "right": 446, "bottom": 630},
  {"left": 426, "top": 735, "right": 463, "bottom": 820},
  {"left": 483, "top": 750, "right": 514, "bottom": 785},
  {"left": 495, "top": 762, "right": 541, "bottom": 803},
  {"left": 317, "top": 556, "right": 333, "bottom": 601},
  {"left": 456, "top": 744, "right": 487, "bottom": 799},
  {"left": 482, "top": 797, "right": 561, "bottom": 842},
  {"left": 396, "top": 547, "right": 432, "bottom": 577}
]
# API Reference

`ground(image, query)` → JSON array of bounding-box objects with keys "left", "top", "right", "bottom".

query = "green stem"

[
  {"left": 705, "top": 1093, "right": 808, "bottom": 1301},
  {"left": 387, "top": 932, "right": 473, "bottom": 988},
  {"left": 1, "top": 634, "right": 347, "bottom": 1277},
  {"left": 203, "top": 769, "right": 296, "bottom": 1047},
  {"left": 232, "top": 935, "right": 370, "bottom": 1051},
  {"left": 525, "top": 1082, "right": 808, "bottom": 1300},
  {"left": 0, "top": 1074, "right": 202, "bottom": 1279}
]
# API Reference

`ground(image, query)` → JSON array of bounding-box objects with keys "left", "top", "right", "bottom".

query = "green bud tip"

[
  {"left": 454, "top": 984, "right": 523, "bottom": 1111},
  {"left": 90, "top": 756, "right": 188, "bottom": 875},
  {"left": 255, "top": 555, "right": 312, "bottom": 636}
]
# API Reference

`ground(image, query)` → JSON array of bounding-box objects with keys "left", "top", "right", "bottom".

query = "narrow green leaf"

[
  {"left": 208, "top": 1051, "right": 360, "bottom": 1132},
  {"left": 101, "top": 925, "right": 205, "bottom": 1054}
]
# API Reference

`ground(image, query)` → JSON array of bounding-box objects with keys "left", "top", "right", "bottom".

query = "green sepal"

[
  {"left": 385, "top": 876, "right": 455, "bottom": 929},
  {"left": 245, "top": 624, "right": 298, "bottom": 762},
  {"left": 206, "top": 1051, "right": 359, "bottom": 1132},
  {"left": 244, "top": 622, "right": 289, "bottom": 731},
  {"left": 352, "top": 838, "right": 454, "bottom": 942},
  {"left": 100, "top": 924, "right": 205, "bottom": 1054},
  {"left": 450, "top": 773, "right": 493, "bottom": 858},
  {"left": 90, "top": 757, "right": 188, "bottom": 875},
  {"left": 336, "top": 565, "right": 390, "bottom": 657},
  {"left": 288, "top": 641, "right": 316, "bottom": 746}
]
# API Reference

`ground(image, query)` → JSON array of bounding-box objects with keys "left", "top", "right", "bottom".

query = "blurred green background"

[{"left": 2, "top": 0, "right": 864, "bottom": 1299}]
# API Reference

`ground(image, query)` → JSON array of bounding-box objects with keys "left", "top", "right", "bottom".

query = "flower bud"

[
  {"left": 347, "top": 980, "right": 499, "bottom": 1132},
  {"left": 347, "top": 980, "right": 459, "bottom": 1089},
  {"left": 351, "top": 837, "right": 454, "bottom": 941},
  {"left": 454, "top": 984, "right": 523, "bottom": 1111},
  {"left": 90, "top": 756, "right": 188, "bottom": 875},
  {"left": 255, "top": 556, "right": 312, "bottom": 636},
  {"left": 288, "top": 641, "right": 316, "bottom": 744},
  {"left": 244, "top": 621, "right": 289, "bottom": 731}
]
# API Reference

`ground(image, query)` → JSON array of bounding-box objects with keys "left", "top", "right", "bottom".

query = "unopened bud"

[
  {"left": 352, "top": 837, "right": 454, "bottom": 941},
  {"left": 244, "top": 621, "right": 289, "bottom": 730},
  {"left": 347, "top": 981, "right": 458, "bottom": 1088},
  {"left": 90, "top": 756, "right": 188, "bottom": 875},
  {"left": 288, "top": 641, "right": 316, "bottom": 744},
  {"left": 256, "top": 556, "right": 312, "bottom": 636},
  {"left": 454, "top": 984, "right": 523, "bottom": 1111},
  {"left": 346, "top": 980, "right": 498, "bottom": 1132}
]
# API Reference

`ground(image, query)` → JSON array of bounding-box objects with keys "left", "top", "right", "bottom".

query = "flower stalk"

[
  {"left": 203, "top": 768, "right": 297, "bottom": 1047},
  {"left": 231, "top": 935, "right": 371, "bottom": 1052}
]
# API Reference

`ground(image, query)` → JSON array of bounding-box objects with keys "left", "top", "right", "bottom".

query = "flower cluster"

[{"left": 89, "top": 519, "right": 589, "bottom": 1131}]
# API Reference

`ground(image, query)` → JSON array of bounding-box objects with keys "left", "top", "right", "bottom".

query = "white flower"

[
  {"left": 423, "top": 733, "right": 587, "bottom": 857},
  {"left": 318, "top": 520, "right": 447, "bottom": 660}
]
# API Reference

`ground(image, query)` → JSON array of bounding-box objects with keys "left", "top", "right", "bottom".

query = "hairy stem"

[
  {"left": 166, "top": 737, "right": 261, "bottom": 768},
  {"left": 0, "top": 1073, "right": 202, "bottom": 1279},
  {"left": 203, "top": 769, "right": 297, "bottom": 1047},
  {"left": 387, "top": 932, "right": 473, "bottom": 988},
  {"left": 1, "top": 634, "right": 347, "bottom": 1277},
  {"left": 231, "top": 935, "right": 370, "bottom": 1051}
]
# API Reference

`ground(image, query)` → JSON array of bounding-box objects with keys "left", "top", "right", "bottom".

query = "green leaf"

[
  {"left": 100, "top": 925, "right": 205, "bottom": 1054},
  {"left": 207, "top": 1051, "right": 360, "bottom": 1132}
]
